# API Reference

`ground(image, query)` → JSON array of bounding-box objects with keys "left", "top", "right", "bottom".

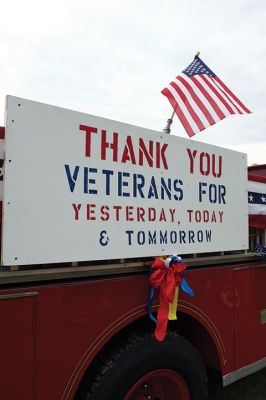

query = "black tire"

[{"left": 76, "top": 330, "right": 207, "bottom": 400}]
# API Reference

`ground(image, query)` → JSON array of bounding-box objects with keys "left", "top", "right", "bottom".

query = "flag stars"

[
  {"left": 248, "top": 192, "right": 266, "bottom": 204},
  {"left": 184, "top": 61, "right": 214, "bottom": 77},
  {"left": 249, "top": 194, "right": 254, "bottom": 202}
]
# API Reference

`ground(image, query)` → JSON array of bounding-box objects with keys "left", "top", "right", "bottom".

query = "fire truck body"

[{"left": 0, "top": 97, "right": 265, "bottom": 400}]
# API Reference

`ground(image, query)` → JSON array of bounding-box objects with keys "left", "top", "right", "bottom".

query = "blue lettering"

[
  {"left": 125, "top": 230, "right": 134, "bottom": 245},
  {"left": 209, "top": 184, "right": 217, "bottom": 204},
  {"left": 206, "top": 230, "right": 212, "bottom": 242},
  {"left": 199, "top": 182, "right": 207, "bottom": 202},
  {"left": 219, "top": 185, "right": 226, "bottom": 204},
  {"left": 179, "top": 231, "right": 186, "bottom": 244},
  {"left": 148, "top": 231, "right": 157, "bottom": 244},
  {"left": 170, "top": 231, "right": 177, "bottom": 244},
  {"left": 64, "top": 165, "right": 79, "bottom": 193},
  {"left": 189, "top": 230, "right": 195, "bottom": 243},
  {"left": 173, "top": 179, "right": 183, "bottom": 201},
  {"left": 148, "top": 176, "right": 159, "bottom": 199},
  {"left": 161, "top": 177, "right": 171, "bottom": 200},
  {"left": 160, "top": 231, "right": 167, "bottom": 244},
  {"left": 118, "top": 172, "right": 130, "bottom": 197},
  {"left": 199, "top": 182, "right": 227, "bottom": 204},
  {"left": 102, "top": 169, "right": 114, "bottom": 195},
  {"left": 84, "top": 167, "right": 98, "bottom": 194},
  {"left": 137, "top": 231, "right": 145, "bottom": 245},
  {"left": 197, "top": 230, "right": 203, "bottom": 242},
  {"left": 133, "top": 174, "right": 145, "bottom": 198}
]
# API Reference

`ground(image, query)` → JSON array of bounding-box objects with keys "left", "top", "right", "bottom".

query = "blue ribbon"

[
  {"left": 256, "top": 244, "right": 266, "bottom": 260},
  {"left": 148, "top": 285, "right": 157, "bottom": 324},
  {"left": 181, "top": 276, "right": 195, "bottom": 297}
]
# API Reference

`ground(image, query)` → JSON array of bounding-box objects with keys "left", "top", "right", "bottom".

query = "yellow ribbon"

[{"left": 168, "top": 285, "right": 179, "bottom": 320}]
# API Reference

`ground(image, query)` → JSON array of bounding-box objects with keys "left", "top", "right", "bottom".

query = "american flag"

[
  {"left": 248, "top": 172, "right": 266, "bottom": 229},
  {"left": 162, "top": 56, "right": 251, "bottom": 137}
]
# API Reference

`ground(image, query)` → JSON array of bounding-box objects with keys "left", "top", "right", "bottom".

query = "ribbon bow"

[
  {"left": 256, "top": 244, "right": 266, "bottom": 260},
  {"left": 148, "top": 255, "right": 194, "bottom": 341}
]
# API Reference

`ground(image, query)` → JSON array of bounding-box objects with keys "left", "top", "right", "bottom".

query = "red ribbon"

[{"left": 149, "top": 257, "right": 187, "bottom": 341}]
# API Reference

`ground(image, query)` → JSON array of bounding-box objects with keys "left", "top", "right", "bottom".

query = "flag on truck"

[
  {"left": 248, "top": 172, "right": 266, "bottom": 228},
  {"left": 162, "top": 55, "right": 251, "bottom": 137}
]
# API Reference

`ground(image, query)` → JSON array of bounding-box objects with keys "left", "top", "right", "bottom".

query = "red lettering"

[
  {"left": 100, "top": 205, "right": 110, "bottom": 221},
  {"left": 139, "top": 139, "right": 153, "bottom": 167},
  {"left": 186, "top": 209, "right": 223, "bottom": 223},
  {"left": 79, "top": 125, "right": 97, "bottom": 157},
  {"left": 187, "top": 149, "right": 197, "bottom": 174},
  {"left": 212, "top": 154, "right": 222, "bottom": 178},
  {"left": 203, "top": 210, "right": 209, "bottom": 222},
  {"left": 72, "top": 204, "right": 81, "bottom": 220},
  {"left": 156, "top": 143, "right": 168, "bottom": 169},
  {"left": 137, "top": 207, "right": 145, "bottom": 222},
  {"left": 169, "top": 209, "right": 176, "bottom": 222},
  {"left": 200, "top": 152, "right": 210, "bottom": 176},
  {"left": 87, "top": 204, "right": 96, "bottom": 220},
  {"left": 148, "top": 207, "right": 156, "bottom": 221},
  {"left": 161, "top": 143, "right": 168, "bottom": 170},
  {"left": 126, "top": 206, "right": 134, "bottom": 221},
  {"left": 113, "top": 205, "right": 122, "bottom": 221},
  {"left": 195, "top": 210, "right": 201, "bottom": 222},
  {"left": 187, "top": 209, "right": 193, "bottom": 222},
  {"left": 159, "top": 209, "right": 166, "bottom": 222},
  {"left": 211, "top": 211, "right": 217, "bottom": 223},
  {"left": 188, "top": 148, "right": 222, "bottom": 178},
  {"left": 121, "top": 136, "right": 136, "bottom": 164},
  {"left": 156, "top": 142, "right": 160, "bottom": 168},
  {"left": 101, "top": 130, "right": 118, "bottom": 161}
]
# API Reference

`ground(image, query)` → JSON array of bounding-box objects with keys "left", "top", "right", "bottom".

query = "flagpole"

[
  {"left": 162, "top": 109, "right": 175, "bottom": 134},
  {"left": 195, "top": 51, "right": 200, "bottom": 58}
]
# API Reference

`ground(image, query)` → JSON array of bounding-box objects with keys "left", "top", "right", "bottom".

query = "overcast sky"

[{"left": 0, "top": 0, "right": 265, "bottom": 165}]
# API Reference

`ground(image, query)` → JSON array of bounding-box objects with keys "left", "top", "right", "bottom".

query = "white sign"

[
  {"left": 2, "top": 96, "right": 248, "bottom": 265},
  {"left": 0, "top": 128, "right": 4, "bottom": 200}
]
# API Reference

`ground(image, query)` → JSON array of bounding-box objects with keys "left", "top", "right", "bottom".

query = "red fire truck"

[{"left": 0, "top": 97, "right": 265, "bottom": 400}]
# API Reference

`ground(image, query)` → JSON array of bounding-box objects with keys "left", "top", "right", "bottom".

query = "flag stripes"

[
  {"left": 170, "top": 80, "right": 206, "bottom": 131},
  {"left": 211, "top": 77, "right": 242, "bottom": 114},
  {"left": 188, "top": 76, "right": 224, "bottom": 120},
  {"left": 199, "top": 75, "right": 233, "bottom": 116},
  {"left": 175, "top": 76, "right": 216, "bottom": 125},
  {"left": 215, "top": 76, "right": 251, "bottom": 114},
  {"left": 248, "top": 173, "right": 266, "bottom": 229},
  {"left": 162, "top": 57, "right": 251, "bottom": 137},
  {"left": 164, "top": 86, "right": 195, "bottom": 137}
]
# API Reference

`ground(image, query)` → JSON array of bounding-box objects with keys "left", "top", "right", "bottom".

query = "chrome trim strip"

[
  {"left": 0, "top": 291, "right": 39, "bottom": 300},
  {"left": 223, "top": 357, "right": 266, "bottom": 386}
]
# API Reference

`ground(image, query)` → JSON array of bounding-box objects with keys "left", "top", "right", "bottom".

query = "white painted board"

[
  {"left": 0, "top": 129, "right": 4, "bottom": 200},
  {"left": 2, "top": 96, "right": 248, "bottom": 265}
]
